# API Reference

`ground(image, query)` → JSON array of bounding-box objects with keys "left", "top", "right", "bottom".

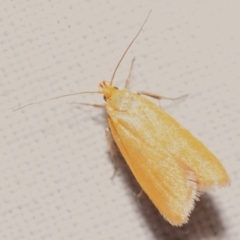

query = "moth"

[{"left": 15, "top": 11, "right": 230, "bottom": 226}]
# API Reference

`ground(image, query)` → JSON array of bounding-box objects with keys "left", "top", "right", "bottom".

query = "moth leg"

[
  {"left": 105, "top": 127, "right": 118, "bottom": 179},
  {"left": 70, "top": 102, "right": 105, "bottom": 108},
  {"left": 124, "top": 58, "right": 135, "bottom": 89},
  {"left": 135, "top": 189, "right": 145, "bottom": 210},
  {"left": 137, "top": 91, "right": 188, "bottom": 101},
  {"left": 137, "top": 189, "right": 143, "bottom": 197}
]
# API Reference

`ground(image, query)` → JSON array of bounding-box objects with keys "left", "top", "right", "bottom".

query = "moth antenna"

[
  {"left": 110, "top": 10, "right": 152, "bottom": 86},
  {"left": 14, "top": 91, "right": 101, "bottom": 112},
  {"left": 14, "top": 11, "right": 152, "bottom": 112}
]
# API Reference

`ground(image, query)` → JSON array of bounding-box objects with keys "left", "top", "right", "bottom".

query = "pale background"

[{"left": 0, "top": 1, "right": 239, "bottom": 239}]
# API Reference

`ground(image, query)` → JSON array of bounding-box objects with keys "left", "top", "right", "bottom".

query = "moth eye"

[{"left": 103, "top": 95, "right": 107, "bottom": 101}]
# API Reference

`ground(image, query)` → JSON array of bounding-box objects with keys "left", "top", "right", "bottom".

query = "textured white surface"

[{"left": 0, "top": 1, "right": 239, "bottom": 239}]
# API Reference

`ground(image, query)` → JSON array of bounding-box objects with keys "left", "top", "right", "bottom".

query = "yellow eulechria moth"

[{"left": 15, "top": 11, "right": 230, "bottom": 226}]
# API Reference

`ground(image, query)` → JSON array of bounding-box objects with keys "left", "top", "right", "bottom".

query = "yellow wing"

[{"left": 106, "top": 89, "right": 229, "bottom": 226}]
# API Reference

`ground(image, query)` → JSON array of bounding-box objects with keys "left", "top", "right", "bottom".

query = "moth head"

[{"left": 99, "top": 81, "right": 118, "bottom": 101}]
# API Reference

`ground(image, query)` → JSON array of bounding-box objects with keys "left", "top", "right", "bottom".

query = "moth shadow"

[
  {"left": 115, "top": 154, "right": 226, "bottom": 240},
  {"left": 139, "top": 192, "right": 226, "bottom": 240}
]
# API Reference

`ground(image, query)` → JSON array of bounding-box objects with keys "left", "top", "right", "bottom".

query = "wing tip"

[
  {"left": 198, "top": 174, "right": 231, "bottom": 191},
  {"left": 164, "top": 169, "right": 201, "bottom": 227},
  {"left": 167, "top": 173, "right": 230, "bottom": 226}
]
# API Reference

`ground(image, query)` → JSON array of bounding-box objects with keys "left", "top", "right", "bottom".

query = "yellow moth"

[{"left": 16, "top": 11, "right": 230, "bottom": 226}]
